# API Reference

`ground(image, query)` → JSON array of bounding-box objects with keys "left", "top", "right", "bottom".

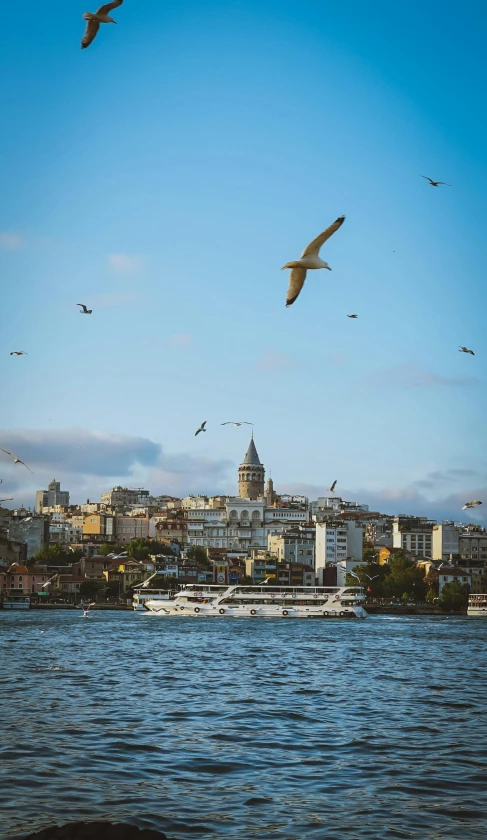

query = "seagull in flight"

[
  {"left": 221, "top": 421, "right": 253, "bottom": 427},
  {"left": 0, "top": 498, "right": 14, "bottom": 504},
  {"left": 459, "top": 346, "right": 474, "bottom": 356},
  {"left": 0, "top": 449, "right": 34, "bottom": 473},
  {"left": 77, "top": 304, "right": 93, "bottom": 314},
  {"left": 81, "top": 0, "right": 124, "bottom": 50},
  {"left": 10, "top": 351, "right": 27, "bottom": 356},
  {"left": 347, "top": 314, "right": 358, "bottom": 319},
  {"left": 329, "top": 480, "right": 337, "bottom": 493},
  {"left": 462, "top": 500, "right": 482, "bottom": 511},
  {"left": 365, "top": 574, "right": 379, "bottom": 581},
  {"left": 283, "top": 215, "right": 345, "bottom": 307},
  {"left": 195, "top": 421, "right": 207, "bottom": 437},
  {"left": 421, "top": 176, "right": 451, "bottom": 187}
]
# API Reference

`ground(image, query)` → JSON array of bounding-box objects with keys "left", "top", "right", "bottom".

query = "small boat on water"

[
  {"left": 467, "top": 594, "right": 487, "bottom": 617},
  {"left": 142, "top": 584, "right": 368, "bottom": 619},
  {"left": 1, "top": 596, "right": 31, "bottom": 610}
]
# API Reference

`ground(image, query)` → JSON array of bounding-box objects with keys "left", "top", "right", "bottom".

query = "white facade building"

[
  {"left": 432, "top": 522, "right": 460, "bottom": 561},
  {"left": 392, "top": 516, "right": 434, "bottom": 557},
  {"left": 315, "top": 520, "right": 364, "bottom": 585}
]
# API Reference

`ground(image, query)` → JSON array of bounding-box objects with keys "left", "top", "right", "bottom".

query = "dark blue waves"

[{"left": 1, "top": 613, "right": 486, "bottom": 839}]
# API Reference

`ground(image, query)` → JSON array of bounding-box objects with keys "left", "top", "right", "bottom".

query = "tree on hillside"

[
  {"left": 186, "top": 545, "right": 211, "bottom": 569},
  {"left": 98, "top": 543, "right": 123, "bottom": 556},
  {"left": 127, "top": 538, "right": 175, "bottom": 561},
  {"left": 381, "top": 553, "right": 427, "bottom": 600},
  {"left": 439, "top": 580, "right": 469, "bottom": 612},
  {"left": 344, "top": 562, "right": 387, "bottom": 596},
  {"left": 79, "top": 580, "right": 104, "bottom": 600},
  {"left": 30, "top": 544, "right": 82, "bottom": 566}
]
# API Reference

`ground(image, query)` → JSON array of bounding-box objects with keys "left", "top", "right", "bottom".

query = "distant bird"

[
  {"left": 421, "top": 176, "right": 451, "bottom": 187},
  {"left": 459, "top": 346, "right": 475, "bottom": 356},
  {"left": 0, "top": 498, "right": 14, "bottom": 504},
  {"left": 329, "top": 480, "right": 337, "bottom": 493},
  {"left": 77, "top": 304, "right": 93, "bottom": 314},
  {"left": 462, "top": 500, "right": 482, "bottom": 511},
  {"left": 195, "top": 421, "right": 207, "bottom": 437},
  {"left": 79, "top": 602, "right": 96, "bottom": 617},
  {"left": 221, "top": 421, "right": 253, "bottom": 427},
  {"left": 10, "top": 351, "right": 27, "bottom": 356},
  {"left": 347, "top": 314, "right": 358, "bottom": 319},
  {"left": 81, "top": 0, "right": 124, "bottom": 50},
  {"left": 365, "top": 574, "right": 379, "bottom": 581},
  {"left": 0, "top": 448, "right": 34, "bottom": 473},
  {"left": 283, "top": 215, "right": 345, "bottom": 307}
]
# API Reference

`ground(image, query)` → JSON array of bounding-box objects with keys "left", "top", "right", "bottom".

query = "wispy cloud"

[
  {"left": 363, "top": 362, "right": 480, "bottom": 390},
  {"left": 107, "top": 253, "right": 147, "bottom": 276},
  {"left": 0, "top": 429, "right": 234, "bottom": 507},
  {"left": 0, "top": 232, "right": 23, "bottom": 250},
  {"left": 168, "top": 333, "right": 193, "bottom": 348},
  {"left": 256, "top": 349, "right": 293, "bottom": 372},
  {"left": 281, "top": 470, "right": 487, "bottom": 523}
]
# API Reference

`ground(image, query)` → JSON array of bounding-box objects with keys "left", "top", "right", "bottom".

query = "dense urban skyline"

[{"left": 1, "top": 0, "right": 486, "bottom": 523}]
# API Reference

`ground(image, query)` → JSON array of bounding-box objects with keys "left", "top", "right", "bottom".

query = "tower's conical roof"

[{"left": 241, "top": 436, "right": 262, "bottom": 466}]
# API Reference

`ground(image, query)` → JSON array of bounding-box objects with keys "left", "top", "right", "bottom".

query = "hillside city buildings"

[{"left": 0, "top": 436, "right": 486, "bottom": 600}]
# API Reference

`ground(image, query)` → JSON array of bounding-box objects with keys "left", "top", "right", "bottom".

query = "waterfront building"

[
  {"left": 437, "top": 567, "right": 472, "bottom": 596},
  {"left": 459, "top": 526, "right": 487, "bottom": 564},
  {"left": 315, "top": 520, "right": 364, "bottom": 585},
  {"left": 432, "top": 522, "right": 460, "bottom": 561},
  {"left": 35, "top": 479, "right": 70, "bottom": 514},
  {"left": 8, "top": 515, "right": 49, "bottom": 559},
  {"left": 100, "top": 486, "right": 151, "bottom": 508},
  {"left": 392, "top": 516, "right": 435, "bottom": 557},
  {"left": 82, "top": 512, "right": 115, "bottom": 544},
  {"left": 267, "top": 525, "right": 315, "bottom": 566}
]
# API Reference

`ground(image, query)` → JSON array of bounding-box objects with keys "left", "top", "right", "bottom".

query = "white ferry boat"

[
  {"left": 143, "top": 584, "right": 368, "bottom": 619},
  {"left": 467, "top": 594, "right": 487, "bottom": 617},
  {"left": 132, "top": 588, "right": 172, "bottom": 612}
]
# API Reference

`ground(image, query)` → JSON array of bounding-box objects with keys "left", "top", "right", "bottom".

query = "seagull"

[
  {"left": 283, "top": 215, "right": 345, "bottom": 307},
  {"left": 0, "top": 498, "right": 14, "bottom": 503},
  {"left": 347, "top": 314, "right": 358, "bottom": 319},
  {"left": 77, "top": 304, "right": 93, "bottom": 314},
  {"left": 329, "top": 480, "right": 337, "bottom": 493},
  {"left": 10, "top": 351, "right": 27, "bottom": 356},
  {"left": 421, "top": 176, "right": 451, "bottom": 187},
  {"left": 462, "top": 500, "right": 482, "bottom": 510},
  {"left": 81, "top": 0, "right": 124, "bottom": 50},
  {"left": 459, "top": 346, "right": 474, "bottom": 356},
  {"left": 0, "top": 448, "right": 34, "bottom": 473},
  {"left": 221, "top": 422, "right": 253, "bottom": 427},
  {"left": 195, "top": 421, "right": 207, "bottom": 437},
  {"left": 365, "top": 574, "right": 379, "bottom": 581}
]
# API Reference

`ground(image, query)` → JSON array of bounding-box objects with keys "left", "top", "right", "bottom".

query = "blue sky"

[{"left": 1, "top": 0, "right": 486, "bottom": 520}]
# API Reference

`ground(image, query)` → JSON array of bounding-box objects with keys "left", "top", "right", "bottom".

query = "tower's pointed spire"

[{"left": 242, "top": 437, "right": 261, "bottom": 466}]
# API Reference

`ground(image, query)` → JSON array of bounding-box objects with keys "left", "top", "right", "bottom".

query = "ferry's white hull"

[
  {"left": 145, "top": 604, "right": 367, "bottom": 619},
  {"left": 467, "top": 608, "right": 487, "bottom": 617}
]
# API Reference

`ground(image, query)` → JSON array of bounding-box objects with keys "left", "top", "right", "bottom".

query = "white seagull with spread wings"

[
  {"left": 195, "top": 421, "right": 207, "bottom": 437},
  {"left": 10, "top": 351, "right": 27, "bottom": 356},
  {"left": 0, "top": 449, "right": 34, "bottom": 473},
  {"left": 282, "top": 215, "right": 345, "bottom": 307},
  {"left": 221, "top": 422, "right": 253, "bottom": 427},
  {"left": 77, "top": 304, "right": 93, "bottom": 314},
  {"left": 459, "top": 346, "right": 475, "bottom": 356},
  {"left": 329, "top": 480, "right": 337, "bottom": 493},
  {"left": 462, "top": 500, "right": 482, "bottom": 511},
  {"left": 81, "top": 0, "right": 124, "bottom": 50}
]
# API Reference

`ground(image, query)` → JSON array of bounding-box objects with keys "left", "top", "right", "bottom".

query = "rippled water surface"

[{"left": 1, "top": 612, "right": 486, "bottom": 840}]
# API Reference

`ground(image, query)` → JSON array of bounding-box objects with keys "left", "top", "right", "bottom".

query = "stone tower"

[{"left": 238, "top": 436, "right": 265, "bottom": 500}]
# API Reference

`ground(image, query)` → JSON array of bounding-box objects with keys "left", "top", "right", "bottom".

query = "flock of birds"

[{"left": 2, "top": 1, "right": 482, "bottom": 520}]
